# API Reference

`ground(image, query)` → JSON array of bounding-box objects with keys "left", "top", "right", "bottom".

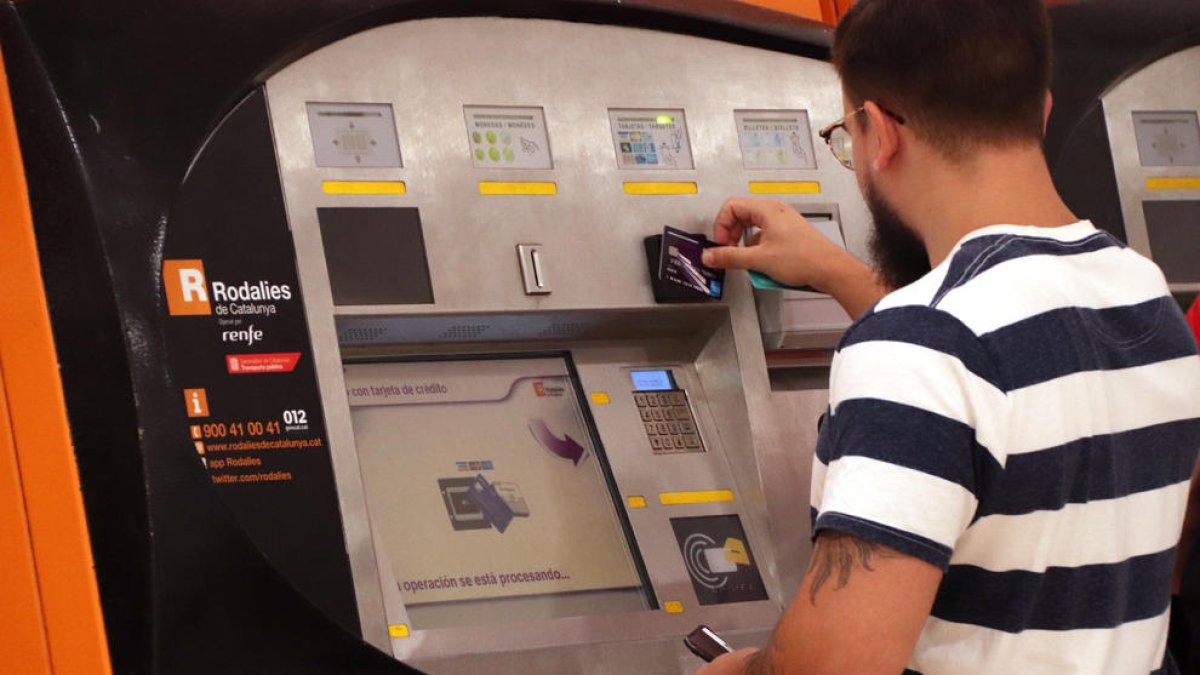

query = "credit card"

[
  {"left": 467, "top": 474, "right": 515, "bottom": 533},
  {"left": 748, "top": 270, "right": 816, "bottom": 292},
  {"left": 659, "top": 226, "right": 725, "bottom": 298},
  {"left": 493, "top": 481, "right": 530, "bottom": 517}
]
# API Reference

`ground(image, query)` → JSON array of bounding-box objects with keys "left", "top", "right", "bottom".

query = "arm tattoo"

[{"left": 808, "top": 531, "right": 899, "bottom": 606}]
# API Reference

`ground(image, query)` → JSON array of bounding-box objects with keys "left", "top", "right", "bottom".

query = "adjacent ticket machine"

[
  {"left": 2, "top": 2, "right": 867, "bottom": 673},
  {"left": 1045, "top": 2, "right": 1200, "bottom": 668},
  {"left": 1047, "top": 0, "right": 1200, "bottom": 299}
]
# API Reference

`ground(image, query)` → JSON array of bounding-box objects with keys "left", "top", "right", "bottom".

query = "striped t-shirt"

[{"left": 811, "top": 221, "right": 1200, "bottom": 674}]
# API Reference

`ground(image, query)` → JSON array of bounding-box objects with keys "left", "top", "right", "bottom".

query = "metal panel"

[
  {"left": 265, "top": 16, "right": 860, "bottom": 673},
  {"left": 1102, "top": 45, "right": 1200, "bottom": 293}
]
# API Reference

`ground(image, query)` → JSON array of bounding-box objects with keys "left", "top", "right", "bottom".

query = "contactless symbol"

[
  {"left": 682, "top": 533, "right": 729, "bottom": 591},
  {"left": 672, "top": 515, "right": 769, "bottom": 606}
]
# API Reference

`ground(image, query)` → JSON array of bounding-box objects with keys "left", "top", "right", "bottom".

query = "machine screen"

[
  {"left": 345, "top": 355, "right": 651, "bottom": 629},
  {"left": 1143, "top": 200, "right": 1200, "bottom": 283},
  {"left": 631, "top": 370, "right": 676, "bottom": 391}
]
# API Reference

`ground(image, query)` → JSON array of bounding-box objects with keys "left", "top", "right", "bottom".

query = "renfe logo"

[{"left": 164, "top": 259, "right": 212, "bottom": 316}]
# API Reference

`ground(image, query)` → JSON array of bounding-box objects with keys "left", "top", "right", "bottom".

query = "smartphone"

[{"left": 684, "top": 625, "right": 733, "bottom": 662}]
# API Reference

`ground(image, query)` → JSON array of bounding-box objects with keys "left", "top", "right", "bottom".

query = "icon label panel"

[
  {"left": 306, "top": 102, "right": 403, "bottom": 168},
  {"left": 1133, "top": 111, "right": 1200, "bottom": 167},
  {"left": 608, "top": 108, "right": 694, "bottom": 170},
  {"left": 464, "top": 106, "right": 553, "bottom": 170},
  {"left": 735, "top": 110, "right": 817, "bottom": 170}
]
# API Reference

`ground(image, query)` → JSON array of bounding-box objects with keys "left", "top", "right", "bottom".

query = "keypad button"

[
  {"left": 674, "top": 408, "right": 691, "bottom": 421},
  {"left": 651, "top": 409, "right": 663, "bottom": 421},
  {"left": 650, "top": 436, "right": 663, "bottom": 450},
  {"left": 645, "top": 422, "right": 657, "bottom": 436},
  {"left": 634, "top": 393, "right": 648, "bottom": 407},
  {"left": 667, "top": 422, "right": 680, "bottom": 434},
  {"left": 640, "top": 409, "right": 652, "bottom": 422},
  {"left": 684, "top": 434, "right": 701, "bottom": 448},
  {"left": 669, "top": 392, "right": 687, "bottom": 406},
  {"left": 646, "top": 395, "right": 658, "bottom": 407},
  {"left": 680, "top": 421, "right": 696, "bottom": 434}
]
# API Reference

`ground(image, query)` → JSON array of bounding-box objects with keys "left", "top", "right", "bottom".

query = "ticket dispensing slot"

[{"left": 751, "top": 204, "right": 853, "bottom": 351}]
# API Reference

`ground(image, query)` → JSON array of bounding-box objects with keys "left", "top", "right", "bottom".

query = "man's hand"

[
  {"left": 693, "top": 648, "right": 761, "bottom": 675},
  {"left": 702, "top": 198, "right": 886, "bottom": 318}
]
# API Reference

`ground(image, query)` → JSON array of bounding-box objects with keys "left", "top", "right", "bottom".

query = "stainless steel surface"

[
  {"left": 264, "top": 16, "right": 860, "bottom": 673},
  {"left": 1102, "top": 45, "right": 1200, "bottom": 293}
]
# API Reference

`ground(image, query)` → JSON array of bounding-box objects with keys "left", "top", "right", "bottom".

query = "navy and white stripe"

[{"left": 811, "top": 221, "right": 1200, "bottom": 674}]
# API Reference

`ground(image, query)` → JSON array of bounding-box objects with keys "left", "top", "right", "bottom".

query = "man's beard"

[{"left": 865, "top": 180, "right": 931, "bottom": 291}]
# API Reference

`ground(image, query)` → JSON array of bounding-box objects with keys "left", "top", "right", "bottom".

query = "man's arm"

[
  {"left": 697, "top": 530, "right": 942, "bottom": 675},
  {"left": 702, "top": 198, "right": 888, "bottom": 319}
]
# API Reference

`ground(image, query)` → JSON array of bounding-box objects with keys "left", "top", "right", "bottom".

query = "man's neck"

[{"left": 899, "top": 143, "right": 1079, "bottom": 268}]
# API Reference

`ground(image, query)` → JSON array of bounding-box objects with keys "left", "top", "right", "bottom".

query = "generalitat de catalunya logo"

[{"left": 164, "top": 259, "right": 212, "bottom": 316}]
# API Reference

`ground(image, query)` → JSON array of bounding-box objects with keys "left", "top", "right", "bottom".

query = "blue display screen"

[{"left": 631, "top": 370, "right": 675, "bottom": 391}]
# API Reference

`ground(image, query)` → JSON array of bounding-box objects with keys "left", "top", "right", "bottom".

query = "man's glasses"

[{"left": 818, "top": 104, "right": 906, "bottom": 170}]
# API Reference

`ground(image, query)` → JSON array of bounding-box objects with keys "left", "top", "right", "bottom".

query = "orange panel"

[
  {"left": 0, "top": 44, "right": 113, "bottom": 675},
  {"left": 739, "top": 0, "right": 826, "bottom": 22},
  {"left": 0, "top": 367, "right": 52, "bottom": 674}
]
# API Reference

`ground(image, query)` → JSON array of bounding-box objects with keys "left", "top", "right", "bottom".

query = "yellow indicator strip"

[
  {"left": 663, "top": 601, "right": 685, "bottom": 614},
  {"left": 627, "top": 496, "right": 648, "bottom": 509},
  {"left": 749, "top": 181, "right": 821, "bottom": 195},
  {"left": 590, "top": 392, "right": 611, "bottom": 405},
  {"left": 1146, "top": 177, "right": 1200, "bottom": 190},
  {"left": 623, "top": 182, "right": 698, "bottom": 196},
  {"left": 478, "top": 181, "right": 558, "bottom": 196},
  {"left": 388, "top": 624, "right": 410, "bottom": 638},
  {"left": 659, "top": 489, "right": 735, "bottom": 505},
  {"left": 322, "top": 180, "right": 407, "bottom": 195}
]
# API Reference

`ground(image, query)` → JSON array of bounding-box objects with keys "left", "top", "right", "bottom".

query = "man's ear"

[
  {"left": 863, "top": 101, "right": 900, "bottom": 171},
  {"left": 1043, "top": 90, "right": 1054, "bottom": 135}
]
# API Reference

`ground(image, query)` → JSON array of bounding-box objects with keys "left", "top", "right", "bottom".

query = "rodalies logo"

[
  {"left": 164, "top": 259, "right": 212, "bottom": 316},
  {"left": 532, "top": 381, "right": 565, "bottom": 398},
  {"left": 164, "top": 259, "right": 293, "bottom": 317}
]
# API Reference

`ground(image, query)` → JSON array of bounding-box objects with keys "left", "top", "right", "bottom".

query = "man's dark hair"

[{"left": 833, "top": 0, "right": 1053, "bottom": 159}]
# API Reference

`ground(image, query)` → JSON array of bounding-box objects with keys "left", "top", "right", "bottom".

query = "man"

[{"left": 697, "top": 0, "right": 1200, "bottom": 673}]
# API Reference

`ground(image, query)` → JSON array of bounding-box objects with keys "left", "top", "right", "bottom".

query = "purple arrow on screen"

[{"left": 529, "top": 419, "right": 586, "bottom": 465}]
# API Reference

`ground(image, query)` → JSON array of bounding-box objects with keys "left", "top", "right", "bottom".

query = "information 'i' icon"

[{"left": 183, "top": 388, "right": 209, "bottom": 418}]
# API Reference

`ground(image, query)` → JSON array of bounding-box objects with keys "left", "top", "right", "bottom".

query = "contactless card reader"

[{"left": 644, "top": 227, "right": 724, "bottom": 303}]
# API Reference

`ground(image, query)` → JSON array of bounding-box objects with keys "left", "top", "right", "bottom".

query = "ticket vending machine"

[
  {"left": 2, "top": 2, "right": 869, "bottom": 674},
  {"left": 1047, "top": 0, "right": 1200, "bottom": 302}
]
